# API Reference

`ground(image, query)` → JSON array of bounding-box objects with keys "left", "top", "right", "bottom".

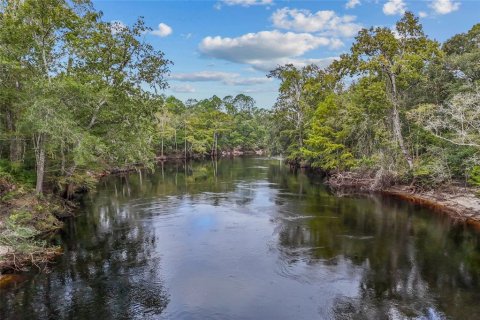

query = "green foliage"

[
  {"left": 0, "top": 160, "right": 35, "bottom": 187},
  {"left": 468, "top": 166, "right": 480, "bottom": 187},
  {"left": 268, "top": 12, "right": 478, "bottom": 187},
  {"left": 412, "top": 147, "right": 452, "bottom": 188},
  {"left": 0, "top": 218, "right": 45, "bottom": 255},
  {"left": 151, "top": 94, "right": 269, "bottom": 158},
  {"left": 303, "top": 95, "right": 355, "bottom": 171},
  {"left": 8, "top": 210, "right": 34, "bottom": 225},
  {"left": 0, "top": 0, "right": 172, "bottom": 194}
]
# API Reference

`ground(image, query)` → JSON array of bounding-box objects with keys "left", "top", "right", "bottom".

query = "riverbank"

[
  {"left": 0, "top": 181, "right": 67, "bottom": 273},
  {"left": 326, "top": 171, "right": 480, "bottom": 225},
  {"left": 382, "top": 185, "right": 480, "bottom": 225}
]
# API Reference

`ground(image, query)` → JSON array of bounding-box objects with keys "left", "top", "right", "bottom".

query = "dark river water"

[{"left": 1, "top": 158, "right": 480, "bottom": 319}]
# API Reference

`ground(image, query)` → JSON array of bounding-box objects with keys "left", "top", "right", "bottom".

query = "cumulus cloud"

[
  {"left": 418, "top": 11, "right": 428, "bottom": 18},
  {"left": 345, "top": 0, "right": 361, "bottom": 9},
  {"left": 199, "top": 30, "right": 342, "bottom": 70},
  {"left": 151, "top": 23, "right": 173, "bottom": 37},
  {"left": 271, "top": 8, "right": 362, "bottom": 37},
  {"left": 430, "top": 0, "right": 460, "bottom": 15},
  {"left": 171, "top": 84, "right": 196, "bottom": 93},
  {"left": 171, "top": 71, "right": 272, "bottom": 85},
  {"left": 217, "top": 0, "right": 273, "bottom": 8},
  {"left": 383, "top": 0, "right": 406, "bottom": 15}
]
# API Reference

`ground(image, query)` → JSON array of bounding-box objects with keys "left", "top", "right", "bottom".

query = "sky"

[{"left": 92, "top": 0, "right": 480, "bottom": 108}]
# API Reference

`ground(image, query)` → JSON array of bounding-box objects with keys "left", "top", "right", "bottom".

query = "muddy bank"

[
  {"left": 382, "top": 186, "right": 480, "bottom": 225},
  {"left": 326, "top": 172, "right": 480, "bottom": 225}
]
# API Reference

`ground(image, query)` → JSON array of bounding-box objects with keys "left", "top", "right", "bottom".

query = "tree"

[
  {"left": 268, "top": 64, "right": 336, "bottom": 160},
  {"left": 303, "top": 94, "right": 355, "bottom": 171},
  {"left": 410, "top": 88, "right": 480, "bottom": 149},
  {"left": 0, "top": 0, "right": 171, "bottom": 194},
  {"left": 335, "top": 12, "right": 441, "bottom": 169}
]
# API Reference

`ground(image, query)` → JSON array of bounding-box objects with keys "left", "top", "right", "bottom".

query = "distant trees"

[{"left": 152, "top": 94, "right": 269, "bottom": 159}]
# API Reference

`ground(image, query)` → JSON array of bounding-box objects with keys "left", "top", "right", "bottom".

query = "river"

[{"left": 1, "top": 158, "right": 480, "bottom": 319}]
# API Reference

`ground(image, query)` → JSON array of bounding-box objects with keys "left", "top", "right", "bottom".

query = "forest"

[
  {"left": 0, "top": 1, "right": 479, "bottom": 267},
  {"left": 268, "top": 15, "right": 480, "bottom": 189}
]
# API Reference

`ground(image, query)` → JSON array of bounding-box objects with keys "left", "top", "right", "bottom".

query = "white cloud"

[
  {"left": 418, "top": 11, "right": 428, "bottom": 18},
  {"left": 346, "top": 0, "right": 361, "bottom": 9},
  {"left": 217, "top": 0, "right": 273, "bottom": 8},
  {"left": 259, "top": 57, "right": 338, "bottom": 72},
  {"left": 151, "top": 23, "right": 172, "bottom": 37},
  {"left": 430, "top": 0, "right": 460, "bottom": 15},
  {"left": 230, "top": 77, "right": 271, "bottom": 85},
  {"left": 171, "top": 71, "right": 272, "bottom": 85},
  {"left": 199, "top": 30, "right": 342, "bottom": 71},
  {"left": 242, "top": 87, "right": 277, "bottom": 93},
  {"left": 383, "top": 0, "right": 406, "bottom": 15},
  {"left": 271, "top": 8, "right": 362, "bottom": 37},
  {"left": 110, "top": 20, "right": 127, "bottom": 34},
  {"left": 171, "top": 84, "right": 196, "bottom": 93}
]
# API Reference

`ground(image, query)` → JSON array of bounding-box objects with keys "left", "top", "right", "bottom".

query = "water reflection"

[{"left": 1, "top": 158, "right": 480, "bottom": 319}]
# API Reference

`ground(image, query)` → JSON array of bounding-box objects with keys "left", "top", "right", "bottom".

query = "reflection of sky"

[
  {"left": 190, "top": 211, "right": 217, "bottom": 233},
  {"left": 147, "top": 182, "right": 364, "bottom": 319}
]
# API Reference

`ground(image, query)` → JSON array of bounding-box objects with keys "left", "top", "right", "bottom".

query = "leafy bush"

[
  {"left": 0, "top": 219, "right": 44, "bottom": 254},
  {"left": 413, "top": 152, "right": 452, "bottom": 189},
  {"left": 468, "top": 166, "right": 480, "bottom": 187},
  {"left": 0, "top": 160, "right": 36, "bottom": 187}
]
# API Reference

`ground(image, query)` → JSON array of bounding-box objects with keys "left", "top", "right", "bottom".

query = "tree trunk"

[
  {"left": 184, "top": 123, "right": 187, "bottom": 159},
  {"left": 389, "top": 73, "right": 413, "bottom": 169},
  {"left": 215, "top": 132, "right": 218, "bottom": 158},
  {"left": 60, "top": 140, "right": 66, "bottom": 175},
  {"left": 160, "top": 117, "right": 165, "bottom": 157},
  {"left": 212, "top": 131, "right": 216, "bottom": 157},
  {"left": 34, "top": 134, "right": 46, "bottom": 194},
  {"left": 161, "top": 136, "right": 164, "bottom": 157},
  {"left": 174, "top": 129, "right": 177, "bottom": 153},
  {"left": 5, "top": 109, "right": 22, "bottom": 162}
]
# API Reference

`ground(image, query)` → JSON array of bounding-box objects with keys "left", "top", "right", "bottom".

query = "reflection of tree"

[
  {"left": 0, "top": 179, "right": 170, "bottom": 319},
  {"left": 0, "top": 158, "right": 273, "bottom": 319},
  {"left": 108, "top": 158, "right": 270, "bottom": 208},
  {"left": 268, "top": 166, "right": 480, "bottom": 319},
  {"left": 2, "top": 158, "right": 480, "bottom": 319}
]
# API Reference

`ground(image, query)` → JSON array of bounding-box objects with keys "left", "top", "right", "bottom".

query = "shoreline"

[
  {"left": 381, "top": 185, "right": 480, "bottom": 226},
  {"left": 325, "top": 170, "right": 480, "bottom": 226}
]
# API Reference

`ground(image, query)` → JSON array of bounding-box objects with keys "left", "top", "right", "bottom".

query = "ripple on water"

[{"left": 163, "top": 307, "right": 247, "bottom": 320}]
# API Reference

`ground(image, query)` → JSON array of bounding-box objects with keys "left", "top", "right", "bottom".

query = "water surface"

[{"left": 1, "top": 158, "right": 480, "bottom": 319}]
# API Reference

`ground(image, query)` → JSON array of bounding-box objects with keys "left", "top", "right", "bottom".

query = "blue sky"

[{"left": 93, "top": 0, "right": 480, "bottom": 108}]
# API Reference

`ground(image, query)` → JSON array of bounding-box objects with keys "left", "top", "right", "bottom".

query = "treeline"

[
  {"left": 268, "top": 13, "right": 480, "bottom": 188},
  {"left": 154, "top": 94, "right": 269, "bottom": 159},
  {"left": 0, "top": 0, "right": 269, "bottom": 195}
]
